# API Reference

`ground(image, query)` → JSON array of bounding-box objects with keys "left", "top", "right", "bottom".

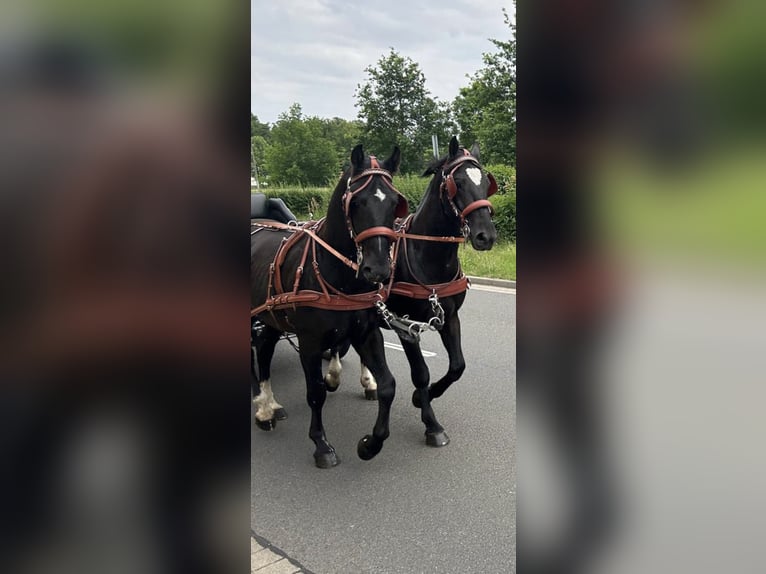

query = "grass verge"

[{"left": 459, "top": 242, "right": 516, "bottom": 281}]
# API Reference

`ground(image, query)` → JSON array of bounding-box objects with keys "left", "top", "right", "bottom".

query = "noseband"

[{"left": 440, "top": 150, "right": 497, "bottom": 237}]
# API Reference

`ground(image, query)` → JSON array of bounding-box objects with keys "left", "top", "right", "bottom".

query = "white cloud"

[{"left": 251, "top": 0, "right": 513, "bottom": 123}]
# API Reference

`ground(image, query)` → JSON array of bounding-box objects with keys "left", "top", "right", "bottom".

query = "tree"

[
  {"left": 263, "top": 104, "right": 338, "bottom": 186},
  {"left": 453, "top": 7, "right": 516, "bottom": 165},
  {"left": 320, "top": 117, "right": 364, "bottom": 172},
  {"left": 251, "top": 135, "right": 268, "bottom": 182},
  {"left": 355, "top": 49, "right": 454, "bottom": 174},
  {"left": 250, "top": 114, "right": 271, "bottom": 139}
]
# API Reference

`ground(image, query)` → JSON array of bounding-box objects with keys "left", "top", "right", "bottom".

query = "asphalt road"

[{"left": 251, "top": 285, "right": 516, "bottom": 574}]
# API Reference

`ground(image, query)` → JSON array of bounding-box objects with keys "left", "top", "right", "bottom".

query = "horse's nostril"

[{"left": 475, "top": 232, "right": 487, "bottom": 243}]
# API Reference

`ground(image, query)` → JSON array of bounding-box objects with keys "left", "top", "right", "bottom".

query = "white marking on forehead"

[
  {"left": 466, "top": 167, "right": 482, "bottom": 186},
  {"left": 374, "top": 188, "right": 386, "bottom": 202}
]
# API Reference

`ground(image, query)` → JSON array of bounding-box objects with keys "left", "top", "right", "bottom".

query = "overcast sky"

[{"left": 251, "top": 0, "right": 512, "bottom": 125}]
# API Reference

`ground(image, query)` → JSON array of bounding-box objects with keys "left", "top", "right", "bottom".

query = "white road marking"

[
  {"left": 470, "top": 284, "right": 516, "bottom": 295},
  {"left": 384, "top": 341, "right": 437, "bottom": 357}
]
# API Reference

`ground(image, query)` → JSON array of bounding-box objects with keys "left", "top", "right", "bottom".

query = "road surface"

[{"left": 251, "top": 284, "right": 516, "bottom": 574}]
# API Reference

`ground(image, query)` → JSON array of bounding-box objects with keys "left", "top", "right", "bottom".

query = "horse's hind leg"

[
  {"left": 252, "top": 324, "right": 285, "bottom": 430},
  {"left": 352, "top": 327, "right": 396, "bottom": 461},
  {"left": 323, "top": 339, "right": 352, "bottom": 392},
  {"left": 299, "top": 340, "right": 339, "bottom": 468},
  {"left": 323, "top": 351, "right": 343, "bottom": 392},
  {"left": 412, "top": 312, "right": 465, "bottom": 408},
  {"left": 399, "top": 337, "right": 449, "bottom": 447}
]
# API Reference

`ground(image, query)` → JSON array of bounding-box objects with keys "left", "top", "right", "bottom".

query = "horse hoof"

[
  {"left": 425, "top": 430, "right": 450, "bottom": 447},
  {"left": 364, "top": 389, "right": 378, "bottom": 401},
  {"left": 273, "top": 408, "right": 287, "bottom": 421},
  {"left": 325, "top": 381, "right": 339, "bottom": 393},
  {"left": 357, "top": 434, "right": 383, "bottom": 460},
  {"left": 411, "top": 390, "right": 422, "bottom": 408},
  {"left": 314, "top": 451, "right": 340, "bottom": 469},
  {"left": 254, "top": 417, "right": 276, "bottom": 431}
]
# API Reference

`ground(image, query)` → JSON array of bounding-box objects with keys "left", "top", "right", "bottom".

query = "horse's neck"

[
  {"left": 405, "top": 178, "right": 462, "bottom": 279},
  {"left": 319, "top": 188, "right": 355, "bottom": 257},
  {"left": 315, "top": 186, "right": 359, "bottom": 284}
]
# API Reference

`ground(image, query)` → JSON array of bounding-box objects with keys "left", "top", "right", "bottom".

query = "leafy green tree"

[
  {"left": 453, "top": 7, "right": 516, "bottom": 165},
  {"left": 320, "top": 117, "right": 364, "bottom": 172},
  {"left": 251, "top": 135, "right": 268, "bottom": 182},
  {"left": 355, "top": 49, "right": 454, "bottom": 174},
  {"left": 250, "top": 114, "right": 271, "bottom": 139},
  {"left": 263, "top": 104, "right": 338, "bottom": 186}
]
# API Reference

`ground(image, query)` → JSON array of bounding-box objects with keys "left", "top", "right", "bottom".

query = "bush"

[
  {"left": 254, "top": 174, "right": 517, "bottom": 243},
  {"left": 392, "top": 173, "right": 428, "bottom": 208},
  {"left": 256, "top": 187, "right": 333, "bottom": 218},
  {"left": 484, "top": 164, "right": 516, "bottom": 194},
  {"left": 490, "top": 191, "right": 516, "bottom": 242}
]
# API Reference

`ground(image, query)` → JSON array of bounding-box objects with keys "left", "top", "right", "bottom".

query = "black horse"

[
  {"left": 251, "top": 144, "right": 407, "bottom": 468},
  {"left": 324, "top": 136, "right": 498, "bottom": 447}
]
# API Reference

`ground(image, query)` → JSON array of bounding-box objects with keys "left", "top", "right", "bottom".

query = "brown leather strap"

[
  {"left": 251, "top": 289, "right": 386, "bottom": 315},
  {"left": 390, "top": 275, "right": 470, "bottom": 299},
  {"left": 461, "top": 199, "right": 494, "bottom": 218},
  {"left": 394, "top": 214, "right": 465, "bottom": 243},
  {"left": 354, "top": 226, "right": 399, "bottom": 243},
  {"left": 398, "top": 232, "right": 465, "bottom": 243},
  {"left": 252, "top": 220, "right": 359, "bottom": 272}
]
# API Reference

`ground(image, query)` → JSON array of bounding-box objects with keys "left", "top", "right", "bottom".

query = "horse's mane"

[
  {"left": 421, "top": 154, "right": 450, "bottom": 177},
  {"left": 422, "top": 147, "right": 470, "bottom": 177}
]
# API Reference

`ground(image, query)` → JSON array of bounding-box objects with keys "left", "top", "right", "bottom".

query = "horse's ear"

[
  {"left": 448, "top": 136, "right": 459, "bottom": 157},
  {"left": 351, "top": 144, "right": 365, "bottom": 172},
  {"left": 422, "top": 165, "right": 435, "bottom": 177},
  {"left": 383, "top": 145, "right": 401, "bottom": 174},
  {"left": 470, "top": 141, "right": 481, "bottom": 162}
]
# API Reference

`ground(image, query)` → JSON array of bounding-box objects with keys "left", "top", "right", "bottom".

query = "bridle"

[
  {"left": 341, "top": 156, "right": 409, "bottom": 273},
  {"left": 440, "top": 149, "right": 497, "bottom": 238}
]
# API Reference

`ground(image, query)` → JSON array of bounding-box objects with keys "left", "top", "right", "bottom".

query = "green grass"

[{"left": 459, "top": 241, "right": 516, "bottom": 280}]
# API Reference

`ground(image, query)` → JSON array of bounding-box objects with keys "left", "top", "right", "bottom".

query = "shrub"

[
  {"left": 392, "top": 173, "right": 428, "bottom": 209},
  {"left": 254, "top": 176, "right": 517, "bottom": 243},
  {"left": 490, "top": 191, "right": 516, "bottom": 242},
  {"left": 256, "top": 187, "right": 333, "bottom": 218},
  {"left": 484, "top": 164, "right": 516, "bottom": 194}
]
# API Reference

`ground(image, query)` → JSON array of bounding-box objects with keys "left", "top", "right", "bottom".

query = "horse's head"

[
  {"left": 436, "top": 136, "right": 498, "bottom": 251},
  {"left": 342, "top": 144, "right": 407, "bottom": 284}
]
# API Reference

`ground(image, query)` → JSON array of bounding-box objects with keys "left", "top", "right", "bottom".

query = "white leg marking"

[
  {"left": 253, "top": 380, "right": 275, "bottom": 421},
  {"left": 360, "top": 364, "right": 377, "bottom": 391},
  {"left": 324, "top": 353, "right": 342, "bottom": 389}
]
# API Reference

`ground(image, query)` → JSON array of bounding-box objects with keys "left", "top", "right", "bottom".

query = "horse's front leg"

[
  {"left": 412, "top": 311, "right": 465, "bottom": 408},
  {"left": 352, "top": 327, "right": 396, "bottom": 461},
  {"left": 399, "top": 337, "right": 449, "bottom": 447},
  {"left": 252, "top": 324, "right": 285, "bottom": 430},
  {"left": 298, "top": 339, "right": 340, "bottom": 469}
]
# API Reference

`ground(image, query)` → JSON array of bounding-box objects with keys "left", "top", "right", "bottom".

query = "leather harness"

[
  {"left": 251, "top": 151, "right": 497, "bottom": 319},
  {"left": 251, "top": 159, "right": 404, "bottom": 317}
]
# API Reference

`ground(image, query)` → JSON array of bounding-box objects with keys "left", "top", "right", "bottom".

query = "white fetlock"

[
  {"left": 324, "top": 353, "right": 342, "bottom": 389},
  {"left": 254, "top": 380, "right": 275, "bottom": 422},
  {"left": 360, "top": 364, "right": 377, "bottom": 391}
]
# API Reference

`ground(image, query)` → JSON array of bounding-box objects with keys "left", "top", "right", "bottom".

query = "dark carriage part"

[{"left": 250, "top": 193, "right": 297, "bottom": 224}]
